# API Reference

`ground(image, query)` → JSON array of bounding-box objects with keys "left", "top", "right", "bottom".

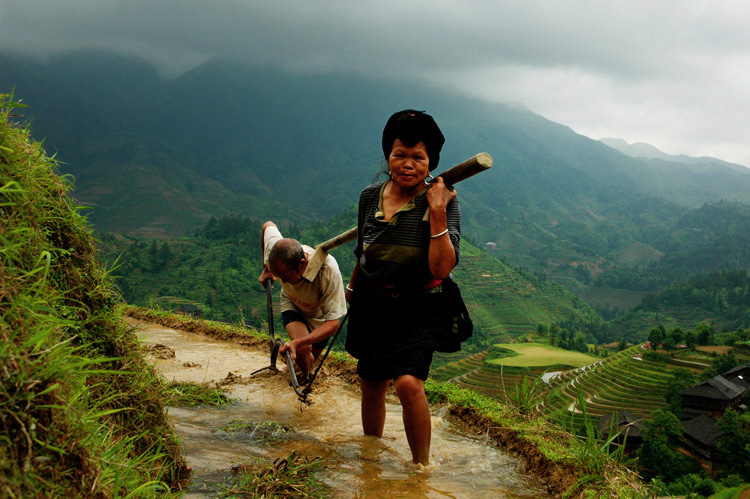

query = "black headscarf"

[{"left": 381, "top": 110, "right": 445, "bottom": 171}]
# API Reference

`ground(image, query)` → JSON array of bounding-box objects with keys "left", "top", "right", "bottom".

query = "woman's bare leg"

[
  {"left": 394, "top": 374, "right": 431, "bottom": 465},
  {"left": 360, "top": 379, "right": 390, "bottom": 437}
]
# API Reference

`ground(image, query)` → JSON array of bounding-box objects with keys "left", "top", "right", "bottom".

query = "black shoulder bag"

[{"left": 433, "top": 277, "right": 473, "bottom": 353}]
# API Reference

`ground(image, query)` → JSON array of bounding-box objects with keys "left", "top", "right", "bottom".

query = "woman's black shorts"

[{"left": 345, "top": 280, "right": 443, "bottom": 381}]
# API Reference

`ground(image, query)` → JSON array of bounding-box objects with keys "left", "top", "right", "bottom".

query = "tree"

[
  {"left": 637, "top": 409, "right": 698, "bottom": 482},
  {"left": 684, "top": 330, "right": 697, "bottom": 349},
  {"left": 648, "top": 324, "right": 666, "bottom": 350},
  {"left": 148, "top": 240, "right": 159, "bottom": 271},
  {"left": 617, "top": 337, "right": 627, "bottom": 351},
  {"left": 696, "top": 321, "right": 715, "bottom": 346},
  {"left": 716, "top": 408, "right": 750, "bottom": 480},
  {"left": 669, "top": 327, "right": 684, "bottom": 347},
  {"left": 665, "top": 368, "right": 697, "bottom": 418},
  {"left": 704, "top": 352, "right": 740, "bottom": 379},
  {"left": 158, "top": 242, "right": 173, "bottom": 268},
  {"left": 536, "top": 323, "right": 547, "bottom": 337}
]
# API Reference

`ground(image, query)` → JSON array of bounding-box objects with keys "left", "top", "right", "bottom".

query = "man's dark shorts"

[{"left": 281, "top": 310, "right": 329, "bottom": 351}]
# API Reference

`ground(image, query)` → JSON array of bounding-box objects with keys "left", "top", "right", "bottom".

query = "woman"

[{"left": 345, "top": 109, "right": 460, "bottom": 465}]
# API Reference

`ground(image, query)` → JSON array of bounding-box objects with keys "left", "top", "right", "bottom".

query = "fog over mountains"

[
  {"left": 3, "top": 49, "right": 750, "bottom": 292},
  {"left": 600, "top": 138, "right": 750, "bottom": 173}
]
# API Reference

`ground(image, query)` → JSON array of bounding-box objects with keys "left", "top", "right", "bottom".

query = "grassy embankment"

[
  {"left": 127, "top": 306, "right": 648, "bottom": 498},
  {"left": 0, "top": 94, "right": 188, "bottom": 496}
]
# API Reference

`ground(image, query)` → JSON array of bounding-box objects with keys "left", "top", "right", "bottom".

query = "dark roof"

[
  {"left": 597, "top": 410, "right": 645, "bottom": 438},
  {"left": 723, "top": 364, "right": 750, "bottom": 380},
  {"left": 682, "top": 415, "right": 723, "bottom": 447},
  {"left": 176, "top": 304, "right": 201, "bottom": 312},
  {"left": 681, "top": 375, "right": 746, "bottom": 400}
]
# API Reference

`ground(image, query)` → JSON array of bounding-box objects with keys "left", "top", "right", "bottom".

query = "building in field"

[
  {"left": 680, "top": 414, "right": 724, "bottom": 475},
  {"left": 676, "top": 364, "right": 749, "bottom": 475},
  {"left": 680, "top": 371, "right": 747, "bottom": 419}
]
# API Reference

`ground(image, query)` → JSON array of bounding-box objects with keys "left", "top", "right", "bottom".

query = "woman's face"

[{"left": 388, "top": 139, "right": 430, "bottom": 190}]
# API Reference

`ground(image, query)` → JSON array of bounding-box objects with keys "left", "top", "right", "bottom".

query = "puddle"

[{"left": 132, "top": 320, "right": 550, "bottom": 498}]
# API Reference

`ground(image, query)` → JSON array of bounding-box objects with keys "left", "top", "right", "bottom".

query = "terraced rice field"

[
  {"left": 432, "top": 342, "right": 689, "bottom": 430},
  {"left": 431, "top": 343, "right": 598, "bottom": 403},
  {"left": 543, "top": 345, "right": 675, "bottom": 427}
]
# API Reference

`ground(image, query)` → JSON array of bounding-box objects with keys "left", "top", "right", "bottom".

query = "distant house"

[
  {"left": 597, "top": 410, "right": 645, "bottom": 453},
  {"left": 484, "top": 242, "right": 497, "bottom": 251},
  {"left": 680, "top": 374, "right": 746, "bottom": 419},
  {"left": 674, "top": 365, "right": 749, "bottom": 474},
  {"left": 681, "top": 414, "right": 724, "bottom": 474},
  {"left": 722, "top": 364, "right": 750, "bottom": 388},
  {"left": 175, "top": 304, "right": 202, "bottom": 318}
]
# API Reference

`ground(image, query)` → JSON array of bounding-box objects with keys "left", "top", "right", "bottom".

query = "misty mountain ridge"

[
  {"left": 600, "top": 137, "right": 749, "bottom": 172},
  {"left": 2, "top": 49, "right": 750, "bottom": 300}
]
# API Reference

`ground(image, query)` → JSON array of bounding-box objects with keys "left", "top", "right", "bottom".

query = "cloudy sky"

[{"left": 2, "top": 0, "right": 749, "bottom": 166}]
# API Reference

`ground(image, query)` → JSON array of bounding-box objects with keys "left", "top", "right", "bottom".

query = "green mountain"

[{"left": 4, "top": 49, "right": 750, "bottom": 297}]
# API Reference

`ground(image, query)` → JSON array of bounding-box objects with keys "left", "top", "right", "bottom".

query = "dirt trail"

[{"left": 132, "top": 319, "right": 551, "bottom": 498}]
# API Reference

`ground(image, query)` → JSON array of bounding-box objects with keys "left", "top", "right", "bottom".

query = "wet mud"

[{"left": 131, "top": 318, "right": 552, "bottom": 498}]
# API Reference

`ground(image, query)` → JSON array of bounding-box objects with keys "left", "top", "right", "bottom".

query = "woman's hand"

[
  {"left": 425, "top": 176, "right": 457, "bottom": 211},
  {"left": 426, "top": 176, "right": 457, "bottom": 280}
]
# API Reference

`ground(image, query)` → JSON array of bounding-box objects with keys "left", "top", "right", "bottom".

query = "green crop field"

[{"left": 487, "top": 343, "right": 599, "bottom": 368}]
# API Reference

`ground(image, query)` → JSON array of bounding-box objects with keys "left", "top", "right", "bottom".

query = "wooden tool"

[{"left": 301, "top": 152, "right": 493, "bottom": 281}]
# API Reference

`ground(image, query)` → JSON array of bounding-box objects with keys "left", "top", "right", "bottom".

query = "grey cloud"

[{"left": 1, "top": 0, "right": 749, "bottom": 165}]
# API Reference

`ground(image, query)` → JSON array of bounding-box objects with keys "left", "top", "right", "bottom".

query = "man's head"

[{"left": 268, "top": 238, "right": 307, "bottom": 284}]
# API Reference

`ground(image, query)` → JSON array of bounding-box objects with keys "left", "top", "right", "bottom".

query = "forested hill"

[
  {"left": 3, "top": 50, "right": 750, "bottom": 279},
  {"left": 595, "top": 201, "right": 750, "bottom": 290},
  {"left": 611, "top": 269, "right": 750, "bottom": 338},
  {"left": 4, "top": 49, "right": 750, "bottom": 320},
  {"left": 97, "top": 212, "right": 600, "bottom": 350}
]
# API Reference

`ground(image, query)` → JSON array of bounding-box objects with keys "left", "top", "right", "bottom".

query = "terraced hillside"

[
  {"left": 452, "top": 243, "right": 601, "bottom": 340},
  {"left": 543, "top": 345, "right": 675, "bottom": 428},
  {"left": 431, "top": 343, "right": 599, "bottom": 405},
  {"left": 433, "top": 342, "right": 687, "bottom": 430}
]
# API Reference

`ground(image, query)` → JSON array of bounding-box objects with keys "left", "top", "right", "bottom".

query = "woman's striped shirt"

[{"left": 355, "top": 180, "right": 460, "bottom": 290}]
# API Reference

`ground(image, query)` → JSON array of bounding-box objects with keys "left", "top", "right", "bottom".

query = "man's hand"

[
  {"left": 279, "top": 338, "right": 300, "bottom": 364},
  {"left": 259, "top": 266, "right": 276, "bottom": 285}
]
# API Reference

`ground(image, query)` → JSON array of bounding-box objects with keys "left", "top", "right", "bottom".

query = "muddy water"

[{"left": 132, "top": 320, "right": 550, "bottom": 498}]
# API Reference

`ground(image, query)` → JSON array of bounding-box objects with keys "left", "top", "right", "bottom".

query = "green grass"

[
  {"left": 710, "top": 484, "right": 750, "bottom": 499},
  {"left": 1, "top": 93, "right": 187, "bottom": 496},
  {"left": 166, "top": 381, "right": 233, "bottom": 407},
  {"left": 218, "top": 420, "right": 292, "bottom": 445},
  {"left": 219, "top": 451, "right": 330, "bottom": 498},
  {"left": 486, "top": 343, "right": 599, "bottom": 368}
]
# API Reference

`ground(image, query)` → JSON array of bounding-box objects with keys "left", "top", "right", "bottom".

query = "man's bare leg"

[
  {"left": 284, "top": 321, "right": 314, "bottom": 373},
  {"left": 394, "top": 374, "right": 431, "bottom": 465}
]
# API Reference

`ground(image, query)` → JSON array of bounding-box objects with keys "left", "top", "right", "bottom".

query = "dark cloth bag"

[
  {"left": 345, "top": 276, "right": 472, "bottom": 358},
  {"left": 427, "top": 277, "right": 473, "bottom": 353}
]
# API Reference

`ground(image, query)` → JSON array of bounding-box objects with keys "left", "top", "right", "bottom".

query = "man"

[{"left": 259, "top": 221, "right": 347, "bottom": 377}]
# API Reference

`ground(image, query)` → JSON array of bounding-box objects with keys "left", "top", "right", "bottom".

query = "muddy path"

[{"left": 132, "top": 319, "right": 551, "bottom": 498}]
